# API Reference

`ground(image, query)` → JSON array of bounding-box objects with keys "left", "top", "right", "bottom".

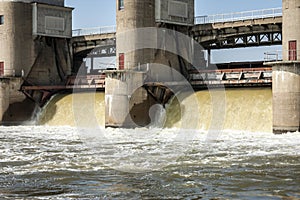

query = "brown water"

[
  {"left": 38, "top": 88, "right": 272, "bottom": 132},
  {"left": 38, "top": 92, "right": 105, "bottom": 127},
  {"left": 165, "top": 88, "right": 272, "bottom": 132},
  {"left": 3, "top": 88, "right": 299, "bottom": 199}
]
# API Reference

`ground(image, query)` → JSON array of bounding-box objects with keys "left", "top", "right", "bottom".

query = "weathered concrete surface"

[
  {"left": 105, "top": 71, "right": 157, "bottom": 127},
  {"left": 0, "top": 1, "right": 72, "bottom": 81},
  {"left": 0, "top": 1, "right": 72, "bottom": 124},
  {"left": 282, "top": 0, "right": 300, "bottom": 60},
  {"left": 0, "top": 78, "right": 37, "bottom": 125},
  {"left": 3, "top": 0, "right": 65, "bottom": 6},
  {"left": 0, "top": 78, "right": 9, "bottom": 121},
  {"left": 106, "top": 0, "right": 195, "bottom": 128},
  {"left": 116, "top": 0, "right": 156, "bottom": 70},
  {"left": 267, "top": 0, "right": 300, "bottom": 133},
  {"left": 271, "top": 62, "right": 300, "bottom": 133},
  {"left": 0, "top": 2, "right": 35, "bottom": 77}
]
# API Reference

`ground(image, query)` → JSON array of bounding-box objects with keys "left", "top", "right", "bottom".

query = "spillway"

[
  {"left": 165, "top": 88, "right": 272, "bottom": 132},
  {"left": 38, "top": 88, "right": 272, "bottom": 132}
]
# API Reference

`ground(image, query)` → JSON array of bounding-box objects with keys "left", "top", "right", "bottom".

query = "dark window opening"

[
  {"left": 118, "top": 0, "right": 124, "bottom": 10},
  {"left": 0, "top": 62, "right": 4, "bottom": 76},
  {"left": 289, "top": 40, "right": 297, "bottom": 61},
  {"left": 0, "top": 15, "right": 4, "bottom": 25},
  {"left": 119, "top": 53, "right": 124, "bottom": 70}
]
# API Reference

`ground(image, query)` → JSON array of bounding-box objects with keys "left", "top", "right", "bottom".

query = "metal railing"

[
  {"left": 264, "top": 50, "right": 300, "bottom": 61},
  {"left": 72, "top": 8, "right": 282, "bottom": 36},
  {"left": 72, "top": 26, "right": 116, "bottom": 37},
  {"left": 264, "top": 50, "right": 282, "bottom": 61},
  {"left": 195, "top": 7, "right": 282, "bottom": 24}
]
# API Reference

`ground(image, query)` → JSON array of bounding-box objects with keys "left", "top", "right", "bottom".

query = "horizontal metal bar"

[
  {"left": 264, "top": 50, "right": 300, "bottom": 61},
  {"left": 72, "top": 8, "right": 282, "bottom": 36},
  {"left": 195, "top": 7, "right": 282, "bottom": 24},
  {"left": 72, "top": 26, "right": 117, "bottom": 37}
]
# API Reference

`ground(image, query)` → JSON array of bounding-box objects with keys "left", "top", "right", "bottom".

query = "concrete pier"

[
  {"left": 105, "top": 71, "right": 157, "bottom": 127},
  {"left": 0, "top": 79, "right": 9, "bottom": 121},
  {"left": 268, "top": 0, "right": 300, "bottom": 133},
  {"left": 105, "top": 0, "right": 195, "bottom": 127},
  {"left": 271, "top": 62, "right": 300, "bottom": 133},
  {"left": 0, "top": 78, "right": 36, "bottom": 124},
  {"left": 0, "top": 0, "right": 72, "bottom": 123}
]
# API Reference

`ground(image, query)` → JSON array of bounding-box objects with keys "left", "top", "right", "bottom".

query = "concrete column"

[
  {"left": 105, "top": 71, "right": 156, "bottom": 127},
  {"left": 272, "top": 62, "right": 300, "bottom": 133},
  {"left": 116, "top": 0, "right": 155, "bottom": 70},
  {"left": 107, "top": 0, "right": 195, "bottom": 128},
  {"left": 105, "top": 0, "right": 156, "bottom": 128},
  {"left": 269, "top": 0, "right": 300, "bottom": 133},
  {"left": 282, "top": 0, "right": 300, "bottom": 61},
  {"left": 0, "top": 79, "right": 10, "bottom": 122}
]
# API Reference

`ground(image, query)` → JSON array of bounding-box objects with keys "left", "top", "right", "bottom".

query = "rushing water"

[
  {"left": 1, "top": 88, "right": 300, "bottom": 199},
  {"left": 1, "top": 126, "right": 300, "bottom": 199}
]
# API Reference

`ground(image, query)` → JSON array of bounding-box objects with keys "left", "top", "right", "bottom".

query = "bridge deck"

[{"left": 21, "top": 67, "right": 272, "bottom": 91}]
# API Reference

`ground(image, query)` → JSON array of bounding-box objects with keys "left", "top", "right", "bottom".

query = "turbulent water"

[
  {"left": 1, "top": 88, "right": 300, "bottom": 199},
  {"left": 38, "top": 89, "right": 272, "bottom": 132},
  {"left": 1, "top": 126, "right": 300, "bottom": 199}
]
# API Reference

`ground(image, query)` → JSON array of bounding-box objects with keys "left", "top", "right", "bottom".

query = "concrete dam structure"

[
  {"left": 0, "top": 0, "right": 72, "bottom": 123},
  {"left": 266, "top": 0, "right": 300, "bottom": 133},
  {"left": 0, "top": 0, "right": 299, "bottom": 133}
]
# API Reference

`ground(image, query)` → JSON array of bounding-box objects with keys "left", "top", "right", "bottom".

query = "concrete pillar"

[
  {"left": 106, "top": 0, "right": 195, "bottom": 127},
  {"left": 0, "top": 2, "right": 34, "bottom": 77},
  {"left": 105, "top": 0, "right": 156, "bottom": 127},
  {"left": 116, "top": 0, "right": 155, "bottom": 70},
  {"left": 0, "top": 79, "right": 9, "bottom": 122},
  {"left": 282, "top": 0, "right": 300, "bottom": 61},
  {"left": 269, "top": 0, "right": 300, "bottom": 133},
  {"left": 105, "top": 71, "right": 156, "bottom": 127},
  {"left": 272, "top": 63, "right": 299, "bottom": 133}
]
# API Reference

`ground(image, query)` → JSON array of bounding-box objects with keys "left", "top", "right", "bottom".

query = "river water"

[{"left": 1, "top": 89, "right": 300, "bottom": 199}]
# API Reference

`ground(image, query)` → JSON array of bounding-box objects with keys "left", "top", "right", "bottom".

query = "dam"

[
  {"left": 1, "top": 1, "right": 300, "bottom": 199},
  {"left": 0, "top": 0, "right": 299, "bottom": 133}
]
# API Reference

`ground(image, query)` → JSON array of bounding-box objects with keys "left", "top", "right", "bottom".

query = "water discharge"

[
  {"left": 166, "top": 88, "right": 272, "bottom": 132},
  {"left": 38, "top": 88, "right": 272, "bottom": 132},
  {"left": 2, "top": 88, "right": 300, "bottom": 199},
  {"left": 38, "top": 92, "right": 105, "bottom": 127}
]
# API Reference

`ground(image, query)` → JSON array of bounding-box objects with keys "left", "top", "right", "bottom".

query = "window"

[
  {"left": 0, "top": 62, "right": 4, "bottom": 76},
  {"left": 289, "top": 40, "right": 297, "bottom": 61},
  {"left": 119, "top": 53, "right": 124, "bottom": 70},
  {"left": 0, "top": 15, "right": 4, "bottom": 25},
  {"left": 118, "top": 0, "right": 124, "bottom": 10}
]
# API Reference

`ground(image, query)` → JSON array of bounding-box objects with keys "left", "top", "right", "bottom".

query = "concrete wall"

[
  {"left": 269, "top": 0, "right": 300, "bottom": 133},
  {"left": 0, "top": 78, "right": 9, "bottom": 121},
  {"left": 0, "top": 1, "right": 72, "bottom": 82},
  {"left": 0, "top": 0, "right": 64, "bottom": 6},
  {"left": 282, "top": 0, "right": 300, "bottom": 61},
  {"left": 105, "top": 71, "right": 157, "bottom": 127},
  {"left": 108, "top": 0, "right": 195, "bottom": 127},
  {"left": 116, "top": 0, "right": 155, "bottom": 70},
  {"left": 0, "top": 2, "right": 35, "bottom": 77},
  {"left": 0, "top": 1, "right": 72, "bottom": 124},
  {"left": 0, "top": 78, "right": 36, "bottom": 124},
  {"left": 272, "top": 62, "right": 300, "bottom": 133}
]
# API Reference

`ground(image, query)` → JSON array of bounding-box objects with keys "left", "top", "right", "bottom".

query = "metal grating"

[
  {"left": 168, "top": 0, "right": 188, "bottom": 18},
  {"left": 45, "top": 16, "right": 65, "bottom": 31}
]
